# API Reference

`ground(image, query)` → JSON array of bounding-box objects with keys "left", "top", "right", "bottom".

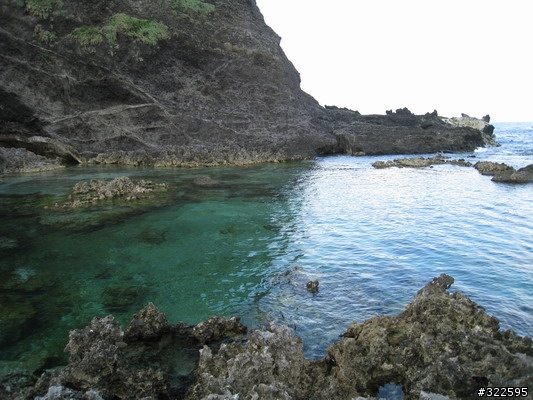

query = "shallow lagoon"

[{"left": 0, "top": 123, "right": 532, "bottom": 375}]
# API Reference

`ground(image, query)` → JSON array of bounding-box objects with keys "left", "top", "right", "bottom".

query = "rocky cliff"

[{"left": 1, "top": 0, "right": 495, "bottom": 173}]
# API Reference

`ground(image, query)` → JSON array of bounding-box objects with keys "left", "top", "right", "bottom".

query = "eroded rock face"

[{"left": 328, "top": 108, "right": 497, "bottom": 156}]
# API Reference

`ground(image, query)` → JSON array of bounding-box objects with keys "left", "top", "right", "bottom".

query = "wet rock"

[
  {"left": 474, "top": 162, "right": 533, "bottom": 183},
  {"left": 492, "top": 163, "right": 533, "bottom": 183},
  {"left": 474, "top": 161, "right": 515, "bottom": 175},
  {"left": 192, "top": 316, "right": 247, "bottom": 345},
  {"left": 306, "top": 280, "right": 319, "bottom": 293},
  {"left": 124, "top": 302, "right": 170, "bottom": 341},
  {"left": 53, "top": 176, "right": 168, "bottom": 208},
  {"left": 373, "top": 156, "right": 472, "bottom": 169},
  {"left": 0, "top": 236, "right": 18, "bottom": 251},
  {"left": 0, "top": 294, "right": 38, "bottom": 347}
]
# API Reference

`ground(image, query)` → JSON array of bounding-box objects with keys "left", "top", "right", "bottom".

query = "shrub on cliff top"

[
  {"left": 70, "top": 27, "right": 104, "bottom": 50},
  {"left": 26, "top": 0, "right": 63, "bottom": 19},
  {"left": 105, "top": 14, "right": 170, "bottom": 46},
  {"left": 170, "top": 0, "right": 215, "bottom": 14}
]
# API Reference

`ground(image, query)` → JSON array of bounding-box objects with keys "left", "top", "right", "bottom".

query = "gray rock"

[
  {"left": 373, "top": 156, "right": 472, "bottom": 169},
  {"left": 492, "top": 164, "right": 533, "bottom": 183},
  {"left": 56, "top": 176, "right": 168, "bottom": 207},
  {"left": 474, "top": 161, "right": 515, "bottom": 175},
  {"left": 192, "top": 316, "right": 247, "bottom": 345}
]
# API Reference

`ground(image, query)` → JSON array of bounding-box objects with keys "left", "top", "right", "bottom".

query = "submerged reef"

[{"left": 3, "top": 275, "right": 532, "bottom": 399}]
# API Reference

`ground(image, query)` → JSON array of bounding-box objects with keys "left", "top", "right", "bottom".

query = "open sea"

[{"left": 1, "top": 122, "right": 532, "bottom": 378}]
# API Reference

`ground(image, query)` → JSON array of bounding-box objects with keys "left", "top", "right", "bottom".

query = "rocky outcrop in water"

[
  {"left": 51, "top": 176, "right": 168, "bottom": 208},
  {"left": 474, "top": 161, "right": 533, "bottom": 183},
  {"left": 491, "top": 163, "right": 533, "bottom": 183},
  {"left": 372, "top": 155, "right": 472, "bottom": 169},
  {"left": 1, "top": 1, "right": 495, "bottom": 174},
  {"left": 8, "top": 275, "right": 531, "bottom": 400},
  {"left": 474, "top": 161, "right": 516, "bottom": 175}
]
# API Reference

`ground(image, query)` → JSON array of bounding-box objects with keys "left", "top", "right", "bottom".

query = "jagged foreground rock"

[
  {"left": 1, "top": 0, "right": 495, "bottom": 173},
  {"left": 14, "top": 275, "right": 532, "bottom": 400}
]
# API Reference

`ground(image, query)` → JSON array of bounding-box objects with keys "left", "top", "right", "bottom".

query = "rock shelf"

[{"left": 6, "top": 275, "right": 531, "bottom": 400}]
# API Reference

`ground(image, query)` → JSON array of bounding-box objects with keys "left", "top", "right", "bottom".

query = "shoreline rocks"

[
  {"left": 372, "top": 155, "right": 472, "bottom": 169},
  {"left": 474, "top": 162, "right": 533, "bottom": 183},
  {"left": 5, "top": 275, "right": 531, "bottom": 400},
  {"left": 50, "top": 176, "right": 168, "bottom": 208},
  {"left": 373, "top": 156, "right": 533, "bottom": 184}
]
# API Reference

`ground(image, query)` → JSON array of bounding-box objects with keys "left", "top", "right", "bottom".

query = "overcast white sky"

[{"left": 255, "top": 0, "right": 531, "bottom": 122}]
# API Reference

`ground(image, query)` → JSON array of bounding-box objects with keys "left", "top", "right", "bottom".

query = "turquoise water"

[{"left": 1, "top": 122, "right": 532, "bottom": 376}]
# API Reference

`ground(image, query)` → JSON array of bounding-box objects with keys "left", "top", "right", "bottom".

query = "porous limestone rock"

[
  {"left": 124, "top": 301, "right": 170, "bottom": 341},
  {"left": 56, "top": 176, "right": 168, "bottom": 207},
  {"left": 13, "top": 276, "right": 532, "bottom": 400},
  {"left": 187, "top": 274, "right": 533, "bottom": 400},
  {"left": 192, "top": 316, "right": 247, "bottom": 345}
]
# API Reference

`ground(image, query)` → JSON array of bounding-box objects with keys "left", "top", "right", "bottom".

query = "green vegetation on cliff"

[
  {"left": 105, "top": 13, "right": 170, "bottom": 46},
  {"left": 70, "top": 27, "right": 104, "bottom": 50},
  {"left": 26, "top": 0, "right": 64, "bottom": 19},
  {"left": 70, "top": 14, "right": 170, "bottom": 51},
  {"left": 67, "top": 0, "right": 215, "bottom": 52},
  {"left": 170, "top": 0, "right": 215, "bottom": 14}
]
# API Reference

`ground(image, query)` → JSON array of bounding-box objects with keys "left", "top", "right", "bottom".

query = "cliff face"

[{"left": 0, "top": 0, "right": 494, "bottom": 172}]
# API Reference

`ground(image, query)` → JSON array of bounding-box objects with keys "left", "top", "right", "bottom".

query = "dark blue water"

[{"left": 0, "top": 122, "right": 531, "bottom": 377}]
